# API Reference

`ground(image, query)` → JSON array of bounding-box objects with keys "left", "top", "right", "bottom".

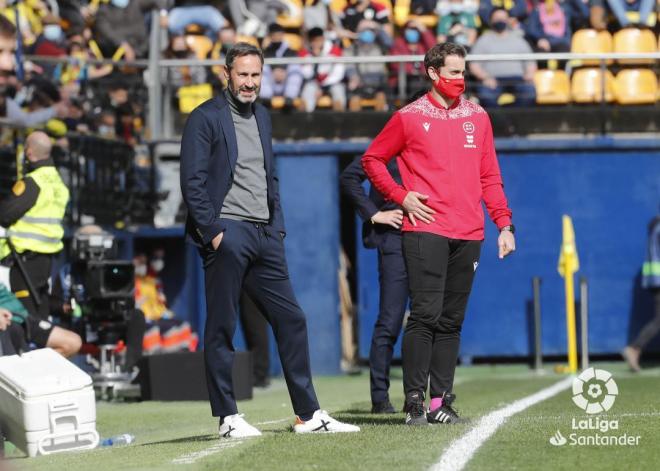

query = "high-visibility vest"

[
  {"left": 642, "top": 217, "right": 660, "bottom": 289},
  {"left": 0, "top": 166, "right": 69, "bottom": 259}
]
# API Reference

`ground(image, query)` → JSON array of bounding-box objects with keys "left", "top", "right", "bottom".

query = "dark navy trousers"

[
  {"left": 370, "top": 231, "right": 409, "bottom": 404},
  {"left": 201, "top": 219, "right": 319, "bottom": 418}
]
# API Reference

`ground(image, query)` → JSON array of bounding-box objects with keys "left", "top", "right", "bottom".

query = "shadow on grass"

[
  {"left": 140, "top": 434, "right": 217, "bottom": 446},
  {"left": 331, "top": 409, "right": 406, "bottom": 426}
]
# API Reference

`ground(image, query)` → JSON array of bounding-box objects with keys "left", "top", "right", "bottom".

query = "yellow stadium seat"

[
  {"left": 317, "top": 95, "right": 333, "bottom": 108},
  {"left": 394, "top": 0, "right": 410, "bottom": 26},
  {"left": 178, "top": 83, "right": 214, "bottom": 113},
  {"left": 614, "top": 69, "right": 658, "bottom": 104},
  {"left": 570, "top": 29, "right": 613, "bottom": 66},
  {"left": 571, "top": 68, "right": 615, "bottom": 103},
  {"left": 277, "top": 0, "right": 303, "bottom": 28},
  {"left": 533, "top": 69, "right": 571, "bottom": 104},
  {"left": 329, "top": 0, "right": 347, "bottom": 14},
  {"left": 613, "top": 28, "right": 656, "bottom": 65},
  {"left": 184, "top": 35, "right": 213, "bottom": 60},
  {"left": 236, "top": 34, "right": 259, "bottom": 47},
  {"left": 284, "top": 33, "right": 303, "bottom": 51}
]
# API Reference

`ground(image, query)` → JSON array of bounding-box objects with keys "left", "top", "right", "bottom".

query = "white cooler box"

[{"left": 0, "top": 348, "right": 99, "bottom": 457}]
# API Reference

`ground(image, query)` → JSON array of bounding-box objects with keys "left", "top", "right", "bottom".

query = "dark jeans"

[
  {"left": 402, "top": 232, "right": 481, "bottom": 398},
  {"left": 370, "top": 231, "right": 409, "bottom": 404},
  {"left": 10, "top": 253, "right": 52, "bottom": 320},
  {"left": 201, "top": 219, "right": 319, "bottom": 418},
  {"left": 632, "top": 288, "right": 660, "bottom": 349},
  {"left": 240, "top": 291, "right": 270, "bottom": 386},
  {"left": 475, "top": 76, "right": 536, "bottom": 108}
]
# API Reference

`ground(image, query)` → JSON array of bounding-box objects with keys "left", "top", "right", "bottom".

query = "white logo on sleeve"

[
  {"left": 423, "top": 122, "right": 430, "bottom": 132},
  {"left": 473, "top": 261, "right": 479, "bottom": 271}
]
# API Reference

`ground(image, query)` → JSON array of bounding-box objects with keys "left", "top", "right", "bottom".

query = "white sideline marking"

[
  {"left": 256, "top": 418, "right": 290, "bottom": 426},
  {"left": 172, "top": 438, "right": 247, "bottom": 465},
  {"left": 431, "top": 376, "right": 574, "bottom": 471}
]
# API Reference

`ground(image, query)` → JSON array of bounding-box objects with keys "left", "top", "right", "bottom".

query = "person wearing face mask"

[
  {"left": 469, "top": 8, "right": 537, "bottom": 108},
  {"left": 30, "top": 15, "right": 66, "bottom": 58},
  {"left": 344, "top": 20, "right": 391, "bottom": 111},
  {"left": 260, "top": 23, "right": 303, "bottom": 109},
  {"left": 363, "top": 42, "right": 515, "bottom": 425},
  {"left": 389, "top": 19, "right": 435, "bottom": 98},
  {"left": 436, "top": 0, "right": 478, "bottom": 49},
  {"left": 478, "top": 0, "right": 528, "bottom": 29},
  {"left": 94, "top": 0, "right": 167, "bottom": 60},
  {"left": 0, "top": 131, "right": 70, "bottom": 321}
]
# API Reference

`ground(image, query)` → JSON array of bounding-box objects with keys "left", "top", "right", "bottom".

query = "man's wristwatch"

[{"left": 499, "top": 224, "right": 515, "bottom": 234}]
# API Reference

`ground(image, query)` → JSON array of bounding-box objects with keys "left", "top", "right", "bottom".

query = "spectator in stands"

[
  {"left": 479, "top": 0, "right": 529, "bottom": 28},
  {"left": 469, "top": 8, "right": 536, "bottom": 107},
  {"left": 260, "top": 23, "right": 303, "bottom": 110},
  {"left": 96, "top": 110, "right": 117, "bottom": 138},
  {"left": 389, "top": 18, "right": 435, "bottom": 98},
  {"left": 166, "top": 1, "right": 227, "bottom": 38},
  {"left": 231, "top": 0, "right": 301, "bottom": 37},
  {"left": 0, "top": 16, "right": 68, "bottom": 128},
  {"left": 59, "top": 31, "right": 114, "bottom": 84},
  {"left": 345, "top": 19, "right": 391, "bottom": 111},
  {"left": 94, "top": 0, "right": 166, "bottom": 60},
  {"left": 163, "top": 34, "right": 207, "bottom": 89},
  {"left": 340, "top": 0, "right": 394, "bottom": 39},
  {"left": 589, "top": 0, "right": 656, "bottom": 30},
  {"left": 1, "top": 284, "right": 82, "bottom": 358},
  {"left": 304, "top": 0, "right": 355, "bottom": 39},
  {"left": 299, "top": 27, "right": 346, "bottom": 112},
  {"left": 525, "top": 0, "right": 575, "bottom": 54},
  {"left": 29, "top": 14, "right": 67, "bottom": 58},
  {"left": 436, "top": 0, "right": 479, "bottom": 49}
]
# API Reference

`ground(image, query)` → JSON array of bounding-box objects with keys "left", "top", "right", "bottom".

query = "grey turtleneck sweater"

[{"left": 219, "top": 89, "right": 270, "bottom": 223}]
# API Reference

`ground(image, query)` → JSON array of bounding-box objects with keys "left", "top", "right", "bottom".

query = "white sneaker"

[
  {"left": 219, "top": 414, "right": 262, "bottom": 438},
  {"left": 293, "top": 410, "right": 360, "bottom": 434}
]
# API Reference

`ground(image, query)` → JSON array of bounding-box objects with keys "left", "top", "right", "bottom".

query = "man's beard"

[{"left": 228, "top": 78, "right": 259, "bottom": 104}]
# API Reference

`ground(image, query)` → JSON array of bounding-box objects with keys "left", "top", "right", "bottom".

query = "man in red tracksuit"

[{"left": 362, "top": 42, "right": 516, "bottom": 426}]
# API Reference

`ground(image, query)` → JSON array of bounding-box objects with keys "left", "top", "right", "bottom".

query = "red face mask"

[{"left": 432, "top": 75, "right": 465, "bottom": 99}]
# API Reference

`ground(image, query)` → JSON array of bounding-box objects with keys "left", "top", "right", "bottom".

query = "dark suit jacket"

[
  {"left": 339, "top": 155, "right": 402, "bottom": 249},
  {"left": 180, "top": 94, "right": 285, "bottom": 248}
]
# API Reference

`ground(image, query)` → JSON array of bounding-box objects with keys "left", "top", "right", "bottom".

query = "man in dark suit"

[
  {"left": 180, "top": 43, "right": 359, "bottom": 438},
  {"left": 340, "top": 156, "right": 407, "bottom": 414}
]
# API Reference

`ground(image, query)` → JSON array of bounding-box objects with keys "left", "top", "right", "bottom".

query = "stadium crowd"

[{"left": 0, "top": 0, "right": 655, "bottom": 144}]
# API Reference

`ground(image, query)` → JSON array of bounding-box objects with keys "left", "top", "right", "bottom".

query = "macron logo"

[
  {"left": 473, "top": 261, "right": 479, "bottom": 272},
  {"left": 423, "top": 122, "right": 430, "bottom": 132}
]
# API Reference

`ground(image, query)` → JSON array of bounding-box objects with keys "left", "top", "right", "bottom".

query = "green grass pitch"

[{"left": 5, "top": 362, "right": 659, "bottom": 471}]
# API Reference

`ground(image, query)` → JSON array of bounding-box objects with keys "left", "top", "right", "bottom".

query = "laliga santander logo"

[{"left": 572, "top": 368, "right": 618, "bottom": 414}]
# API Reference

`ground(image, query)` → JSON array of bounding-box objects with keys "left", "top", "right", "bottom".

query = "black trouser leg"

[
  {"left": 402, "top": 233, "right": 481, "bottom": 398},
  {"left": 370, "top": 232, "right": 408, "bottom": 404},
  {"left": 631, "top": 288, "right": 660, "bottom": 350},
  {"left": 402, "top": 233, "right": 449, "bottom": 397},
  {"left": 429, "top": 240, "right": 481, "bottom": 397},
  {"left": 202, "top": 220, "right": 256, "bottom": 417},
  {"left": 243, "top": 225, "right": 319, "bottom": 418},
  {"left": 10, "top": 254, "right": 51, "bottom": 320},
  {"left": 239, "top": 291, "right": 270, "bottom": 385}
]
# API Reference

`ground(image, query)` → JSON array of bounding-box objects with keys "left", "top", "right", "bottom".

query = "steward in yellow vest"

[{"left": 0, "top": 131, "right": 69, "bottom": 319}]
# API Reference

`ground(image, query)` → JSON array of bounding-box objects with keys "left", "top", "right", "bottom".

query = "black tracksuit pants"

[
  {"left": 201, "top": 219, "right": 319, "bottom": 418},
  {"left": 402, "top": 232, "right": 481, "bottom": 398}
]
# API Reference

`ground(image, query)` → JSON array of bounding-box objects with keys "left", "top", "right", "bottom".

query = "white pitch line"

[
  {"left": 171, "top": 438, "right": 248, "bottom": 465},
  {"left": 256, "top": 418, "right": 290, "bottom": 426},
  {"left": 431, "top": 376, "right": 574, "bottom": 471}
]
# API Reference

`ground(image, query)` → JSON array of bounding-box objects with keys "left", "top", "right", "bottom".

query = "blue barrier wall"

[
  {"left": 355, "top": 138, "right": 660, "bottom": 359},
  {"left": 136, "top": 137, "right": 658, "bottom": 374}
]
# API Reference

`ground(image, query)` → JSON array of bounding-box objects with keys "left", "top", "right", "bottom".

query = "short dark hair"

[
  {"left": 307, "top": 27, "right": 324, "bottom": 40},
  {"left": 225, "top": 42, "right": 264, "bottom": 70},
  {"left": 423, "top": 42, "right": 467, "bottom": 76},
  {"left": 0, "top": 14, "right": 16, "bottom": 39}
]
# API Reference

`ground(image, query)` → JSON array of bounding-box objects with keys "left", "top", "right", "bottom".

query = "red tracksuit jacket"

[{"left": 362, "top": 92, "right": 512, "bottom": 240}]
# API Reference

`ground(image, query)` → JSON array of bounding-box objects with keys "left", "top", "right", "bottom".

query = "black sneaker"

[
  {"left": 371, "top": 400, "right": 396, "bottom": 414},
  {"left": 404, "top": 391, "right": 428, "bottom": 426},
  {"left": 427, "top": 393, "right": 464, "bottom": 424}
]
